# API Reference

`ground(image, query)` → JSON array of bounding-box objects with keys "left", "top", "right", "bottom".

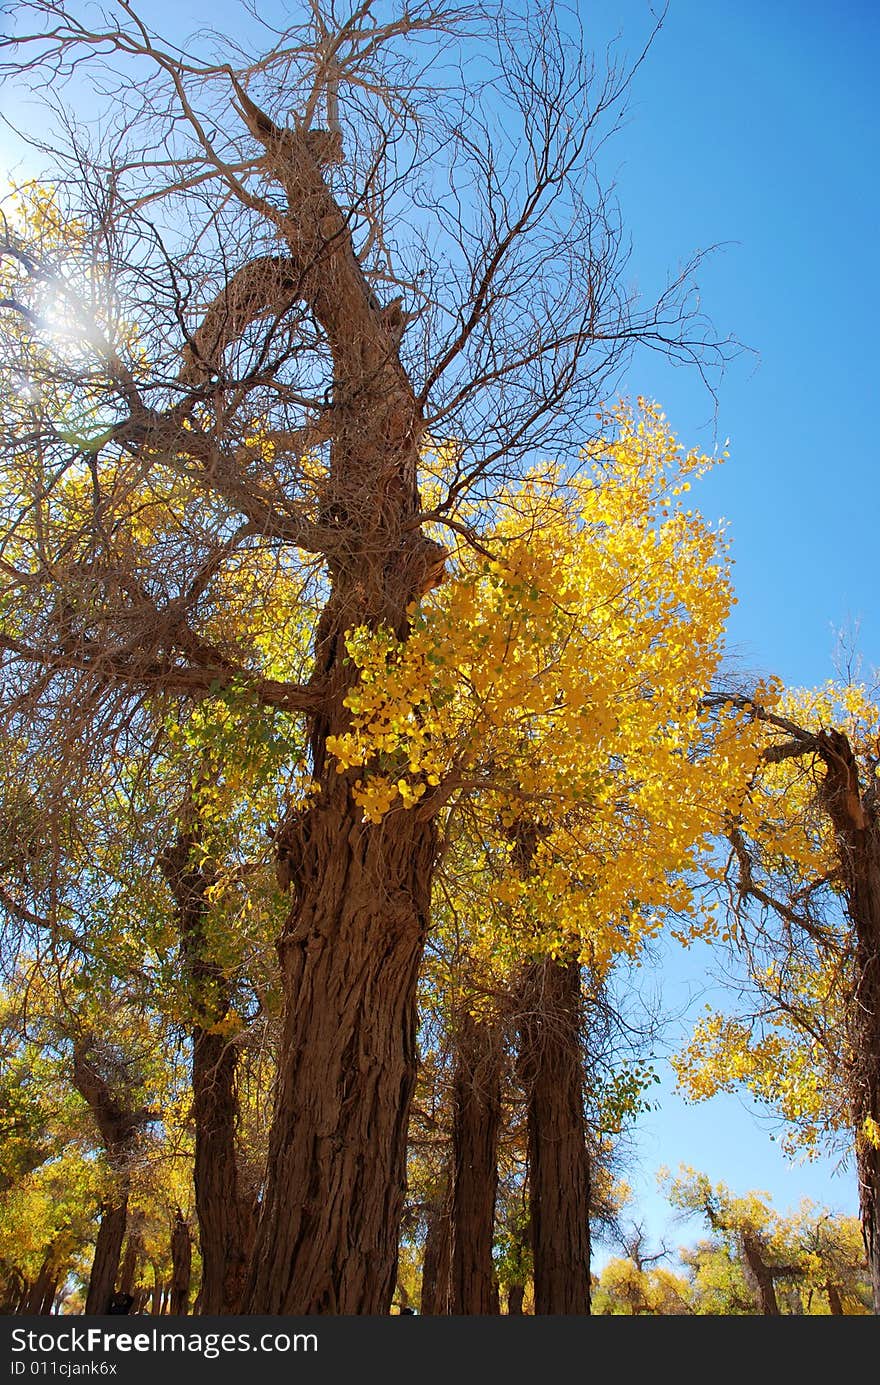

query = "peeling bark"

[{"left": 245, "top": 808, "right": 437, "bottom": 1312}]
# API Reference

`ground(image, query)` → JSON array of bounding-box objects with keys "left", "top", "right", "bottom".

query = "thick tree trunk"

[
  {"left": 421, "top": 1185, "right": 453, "bottom": 1315},
  {"left": 190, "top": 1026, "right": 254, "bottom": 1312},
  {"left": 856, "top": 1130, "right": 880, "bottom": 1314},
  {"left": 85, "top": 1200, "right": 128, "bottom": 1315},
  {"left": 170, "top": 1212, "right": 193, "bottom": 1315},
  {"left": 196, "top": 106, "right": 445, "bottom": 1314},
  {"left": 517, "top": 957, "right": 591, "bottom": 1315},
  {"left": 161, "top": 837, "right": 254, "bottom": 1314},
  {"left": 817, "top": 731, "right": 880, "bottom": 1314},
  {"left": 450, "top": 1010, "right": 501, "bottom": 1314},
  {"left": 244, "top": 805, "right": 436, "bottom": 1313}
]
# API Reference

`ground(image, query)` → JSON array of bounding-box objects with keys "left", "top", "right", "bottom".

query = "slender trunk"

[
  {"left": 85, "top": 1199, "right": 128, "bottom": 1315},
  {"left": 0, "top": 1267, "right": 24, "bottom": 1314},
  {"left": 170, "top": 1212, "right": 192, "bottom": 1316},
  {"left": 24, "top": 1250, "right": 60, "bottom": 1315},
  {"left": 161, "top": 837, "right": 254, "bottom": 1314},
  {"left": 826, "top": 1280, "right": 844, "bottom": 1315},
  {"left": 507, "top": 1283, "right": 525, "bottom": 1315},
  {"left": 517, "top": 957, "right": 591, "bottom": 1315},
  {"left": 244, "top": 803, "right": 436, "bottom": 1313},
  {"left": 72, "top": 1040, "right": 143, "bottom": 1315},
  {"left": 421, "top": 1184, "right": 453, "bottom": 1315},
  {"left": 856, "top": 1129, "right": 880, "bottom": 1314},
  {"left": 740, "top": 1234, "right": 780, "bottom": 1315},
  {"left": 450, "top": 1010, "right": 501, "bottom": 1314},
  {"left": 150, "top": 1265, "right": 163, "bottom": 1316},
  {"left": 848, "top": 830, "right": 880, "bottom": 1314},
  {"left": 118, "top": 1224, "right": 142, "bottom": 1298}
]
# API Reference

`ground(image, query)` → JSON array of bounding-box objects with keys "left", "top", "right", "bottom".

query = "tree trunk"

[
  {"left": 72, "top": 1040, "right": 143, "bottom": 1315},
  {"left": 161, "top": 836, "right": 255, "bottom": 1314},
  {"left": 817, "top": 731, "right": 880, "bottom": 1313},
  {"left": 170, "top": 1212, "right": 192, "bottom": 1315},
  {"left": 150, "top": 1265, "right": 163, "bottom": 1316},
  {"left": 244, "top": 802, "right": 436, "bottom": 1313},
  {"left": 826, "top": 1279, "right": 844, "bottom": 1315},
  {"left": 191, "top": 1026, "right": 255, "bottom": 1312},
  {"left": 507, "top": 1283, "right": 525, "bottom": 1315},
  {"left": 118, "top": 1224, "right": 143, "bottom": 1298},
  {"left": 740, "top": 1233, "right": 780, "bottom": 1315},
  {"left": 450, "top": 1010, "right": 501, "bottom": 1314},
  {"left": 24, "top": 1249, "right": 61, "bottom": 1315},
  {"left": 421, "top": 1185, "right": 453, "bottom": 1315},
  {"left": 517, "top": 957, "right": 591, "bottom": 1315},
  {"left": 85, "top": 1199, "right": 128, "bottom": 1315}
]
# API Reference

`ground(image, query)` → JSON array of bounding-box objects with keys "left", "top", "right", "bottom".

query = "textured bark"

[
  {"left": 817, "top": 730, "right": 880, "bottom": 1314},
  {"left": 84, "top": 1202, "right": 129, "bottom": 1315},
  {"left": 170, "top": 1212, "right": 193, "bottom": 1316},
  {"left": 161, "top": 838, "right": 254, "bottom": 1314},
  {"left": 450, "top": 1010, "right": 501, "bottom": 1314},
  {"left": 191, "top": 1029, "right": 256, "bottom": 1312},
  {"left": 244, "top": 807, "right": 437, "bottom": 1312},
  {"left": 517, "top": 958, "right": 591, "bottom": 1315},
  {"left": 182, "top": 92, "right": 442, "bottom": 1316},
  {"left": 420, "top": 1185, "right": 453, "bottom": 1315}
]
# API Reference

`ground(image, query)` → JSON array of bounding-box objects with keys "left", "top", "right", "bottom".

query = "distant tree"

[{"left": 665, "top": 1169, "right": 807, "bottom": 1316}]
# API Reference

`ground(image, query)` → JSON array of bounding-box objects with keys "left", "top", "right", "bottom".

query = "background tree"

[{"left": 680, "top": 679, "right": 880, "bottom": 1311}]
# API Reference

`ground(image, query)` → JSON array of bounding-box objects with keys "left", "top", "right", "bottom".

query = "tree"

[
  {"left": 1, "top": 0, "right": 732, "bottom": 1312},
  {"left": 665, "top": 1169, "right": 806, "bottom": 1316},
  {"left": 680, "top": 680, "right": 880, "bottom": 1311}
]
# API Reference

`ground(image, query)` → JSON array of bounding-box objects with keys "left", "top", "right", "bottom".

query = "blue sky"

[
  {"left": 3, "top": 0, "right": 877, "bottom": 1267},
  {"left": 578, "top": 0, "right": 879, "bottom": 1262}
]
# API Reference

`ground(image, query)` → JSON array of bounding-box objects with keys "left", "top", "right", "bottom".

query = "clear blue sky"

[
  {"left": 578, "top": 0, "right": 878, "bottom": 1263},
  {"left": 3, "top": 0, "right": 877, "bottom": 1265},
  {"left": 565, "top": 0, "right": 878, "bottom": 1263}
]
